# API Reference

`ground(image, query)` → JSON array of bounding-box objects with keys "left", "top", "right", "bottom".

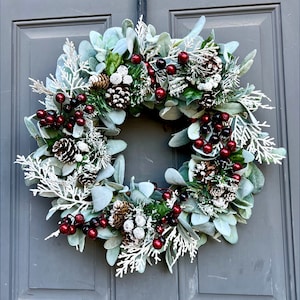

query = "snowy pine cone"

[
  {"left": 89, "top": 73, "right": 110, "bottom": 89},
  {"left": 109, "top": 201, "right": 132, "bottom": 229},
  {"left": 105, "top": 84, "right": 131, "bottom": 109},
  {"left": 77, "top": 170, "right": 98, "bottom": 186},
  {"left": 202, "top": 53, "right": 222, "bottom": 76},
  {"left": 198, "top": 92, "right": 216, "bottom": 108},
  {"left": 52, "top": 138, "right": 79, "bottom": 163}
]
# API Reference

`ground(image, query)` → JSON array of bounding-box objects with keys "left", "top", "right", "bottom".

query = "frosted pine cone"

[
  {"left": 77, "top": 171, "right": 98, "bottom": 186},
  {"left": 52, "top": 138, "right": 78, "bottom": 163},
  {"left": 109, "top": 201, "right": 132, "bottom": 229},
  {"left": 89, "top": 73, "right": 110, "bottom": 89},
  {"left": 202, "top": 53, "right": 222, "bottom": 76},
  {"left": 193, "top": 161, "right": 216, "bottom": 183},
  {"left": 198, "top": 92, "right": 216, "bottom": 108},
  {"left": 105, "top": 84, "right": 131, "bottom": 109}
]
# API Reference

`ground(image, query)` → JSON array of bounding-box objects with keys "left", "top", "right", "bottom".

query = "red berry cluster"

[
  {"left": 130, "top": 51, "right": 189, "bottom": 103},
  {"left": 59, "top": 213, "right": 108, "bottom": 240},
  {"left": 36, "top": 93, "right": 95, "bottom": 132},
  {"left": 193, "top": 111, "right": 235, "bottom": 155},
  {"left": 152, "top": 191, "right": 183, "bottom": 250}
]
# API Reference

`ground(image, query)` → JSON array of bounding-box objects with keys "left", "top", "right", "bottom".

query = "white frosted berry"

[
  {"left": 117, "top": 65, "right": 128, "bottom": 76},
  {"left": 123, "top": 219, "right": 134, "bottom": 232},
  {"left": 135, "top": 215, "right": 146, "bottom": 227},
  {"left": 76, "top": 141, "right": 89, "bottom": 152},
  {"left": 133, "top": 227, "right": 145, "bottom": 239},
  {"left": 122, "top": 74, "right": 133, "bottom": 85},
  {"left": 110, "top": 73, "right": 122, "bottom": 85}
]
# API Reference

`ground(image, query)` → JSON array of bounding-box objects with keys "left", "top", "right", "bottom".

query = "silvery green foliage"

[{"left": 16, "top": 16, "right": 286, "bottom": 277}]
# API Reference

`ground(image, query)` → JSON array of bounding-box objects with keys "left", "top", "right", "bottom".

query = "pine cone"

[
  {"left": 89, "top": 74, "right": 110, "bottom": 89},
  {"left": 109, "top": 201, "right": 131, "bottom": 229},
  {"left": 202, "top": 53, "right": 222, "bottom": 76},
  {"left": 77, "top": 171, "right": 98, "bottom": 186},
  {"left": 194, "top": 161, "right": 216, "bottom": 183},
  {"left": 52, "top": 138, "right": 78, "bottom": 163},
  {"left": 198, "top": 92, "right": 216, "bottom": 108},
  {"left": 105, "top": 84, "right": 131, "bottom": 109}
]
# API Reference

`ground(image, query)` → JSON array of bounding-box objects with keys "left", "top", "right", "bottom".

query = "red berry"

[
  {"left": 75, "top": 213, "right": 85, "bottom": 224},
  {"left": 56, "top": 115, "right": 65, "bottom": 126},
  {"left": 152, "top": 238, "right": 164, "bottom": 249},
  {"left": 214, "top": 123, "right": 223, "bottom": 132},
  {"left": 74, "top": 110, "right": 84, "bottom": 119},
  {"left": 131, "top": 54, "right": 142, "bottom": 64},
  {"left": 87, "top": 228, "right": 98, "bottom": 239},
  {"left": 150, "top": 77, "right": 156, "bottom": 87},
  {"left": 220, "top": 147, "right": 231, "bottom": 158},
  {"left": 178, "top": 51, "right": 189, "bottom": 64},
  {"left": 59, "top": 223, "right": 69, "bottom": 234},
  {"left": 84, "top": 104, "right": 95, "bottom": 114},
  {"left": 189, "top": 118, "right": 198, "bottom": 123},
  {"left": 156, "top": 225, "right": 164, "bottom": 234},
  {"left": 99, "top": 218, "right": 108, "bottom": 228},
  {"left": 68, "top": 225, "right": 76, "bottom": 235},
  {"left": 232, "top": 174, "right": 241, "bottom": 182},
  {"left": 77, "top": 93, "right": 87, "bottom": 103},
  {"left": 148, "top": 67, "right": 155, "bottom": 77},
  {"left": 194, "top": 138, "right": 204, "bottom": 149},
  {"left": 161, "top": 216, "right": 167, "bottom": 224},
  {"left": 166, "top": 64, "right": 177, "bottom": 75},
  {"left": 221, "top": 112, "right": 230, "bottom": 122},
  {"left": 76, "top": 118, "right": 85, "bottom": 126},
  {"left": 36, "top": 109, "right": 47, "bottom": 119},
  {"left": 201, "top": 114, "right": 210, "bottom": 123},
  {"left": 203, "top": 143, "right": 213, "bottom": 154},
  {"left": 156, "top": 58, "right": 166, "bottom": 69},
  {"left": 45, "top": 115, "right": 55, "bottom": 125},
  {"left": 39, "top": 118, "right": 47, "bottom": 127},
  {"left": 65, "top": 122, "right": 74, "bottom": 132},
  {"left": 55, "top": 93, "right": 66, "bottom": 103},
  {"left": 233, "top": 162, "right": 243, "bottom": 171},
  {"left": 162, "top": 191, "right": 172, "bottom": 200},
  {"left": 144, "top": 61, "right": 150, "bottom": 69},
  {"left": 227, "top": 140, "right": 236, "bottom": 151},
  {"left": 172, "top": 204, "right": 182, "bottom": 216},
  {"left": 155, "top": 87, "right": 167, "bottom": 101}
]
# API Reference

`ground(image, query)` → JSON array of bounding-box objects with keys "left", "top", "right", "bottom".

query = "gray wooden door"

[{"left": 1, "top": 0, "right": 299, "bottom": 299}]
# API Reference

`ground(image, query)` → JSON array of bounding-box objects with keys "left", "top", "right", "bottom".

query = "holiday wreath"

[{"left": 16, "top": 16, "right": 286, "bottom": 277}]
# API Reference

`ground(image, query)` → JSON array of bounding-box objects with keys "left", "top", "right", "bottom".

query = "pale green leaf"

[
  {"left": 213, "top": 218, "right": 231, "bottom": 236},
  {"left": 113, "top": 155, "right": 125, "bottom": 184},
  {"left": 159, "top": 106, "right": 182, "bottom": 120},
  {"left": 104, "top": 235, "right": 122, "bottom": 249},
  {"left": 223, "top": 225, "right": 238, "bottom": 244},
  {"left": 97, "top": 227, "right": 117, "bottom": 239},
  {"left": 67, "top": 231, "right": 86, "bottom": 252},
  {"left": 168, "top": 128, "right": 190, "bottom": 147},
  {"left": 192, "top": 222, "right": 215, "bottom": 236},
  {"left": 247, "top": 163, "right": 265, "bottom": 194},
  {"left": 91, "top": 186, "right": 113, "bottom": 212},
  {"left": 62, "top": 163, "right": 76, "bottom": 176},
  {"left": 96, "top": 163, "right": 115, "bottom": 182},
  {"left": 72, "top": 124, "right": 84, "bottom": 138},
  {"left": 237, "top": 178, "right": 254, "bottom": 199},
  {"left": 106, "top": 139, "right": 127, "bottom": 155},
  {"left": 164, "top": 168, "right": 187, "bottom": 186},
  {"left": 187, "top": 122, "right": 200, "bottom": 140},
  {"left": 138, "top": 182, "right": 155, "bottom": 198},
  {"left": 106, "top": 247, "right": 120, "bottom": 266},
  {"left": 191, "top": 212, "right": 210, "bottom": 225}
]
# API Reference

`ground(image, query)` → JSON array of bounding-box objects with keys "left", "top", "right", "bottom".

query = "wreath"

[{"left": 16, "top": 16, "right": 286, "bottom": 277}]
